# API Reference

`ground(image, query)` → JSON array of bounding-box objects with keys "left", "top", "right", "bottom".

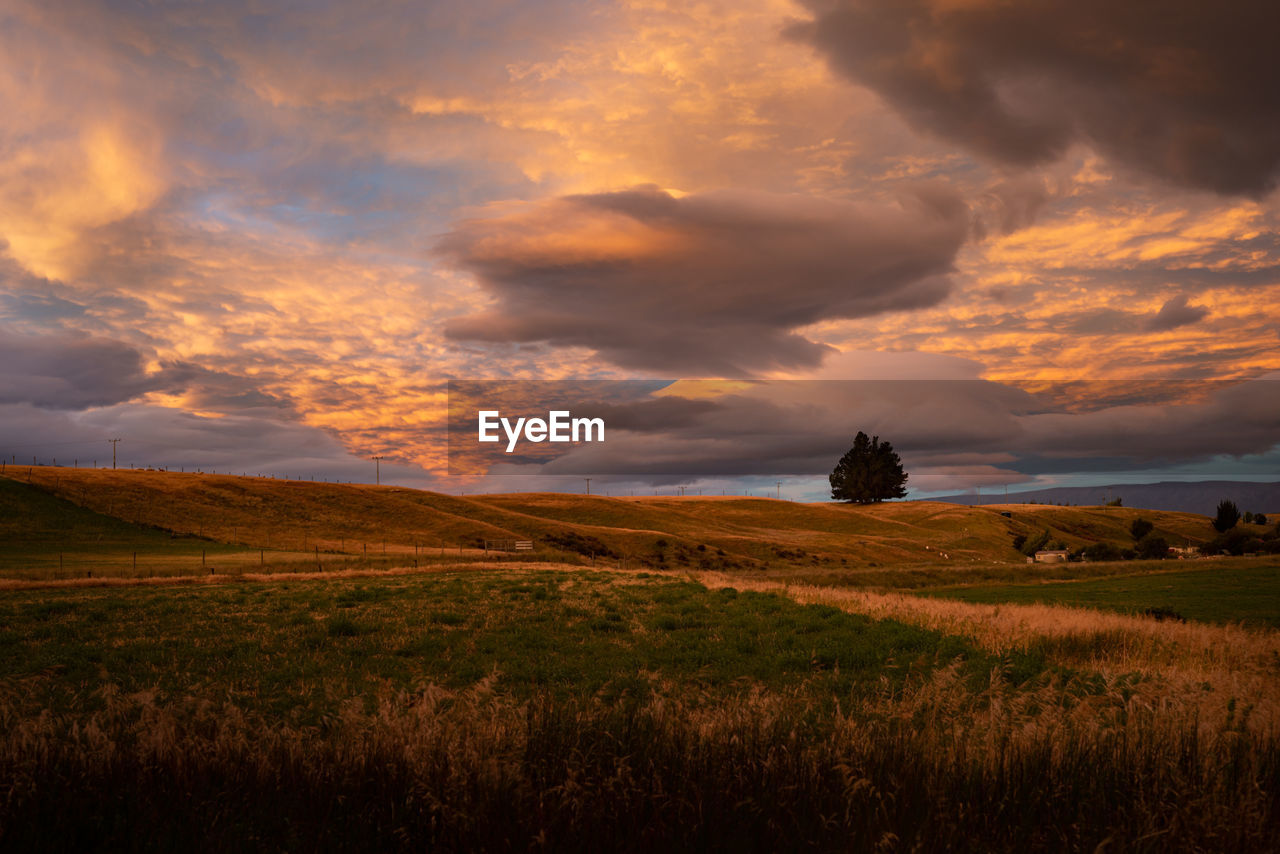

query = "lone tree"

[
  {"left": 1213, "top": 500, "right": 1240, "bottom": 533},
  {"left": 830, "top": 431, "right": 908, "bottom": 504}
]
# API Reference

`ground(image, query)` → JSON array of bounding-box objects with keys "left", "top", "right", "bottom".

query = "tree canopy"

[
  {"left": 1213, "top": 500, "right": 1240, "bottom": 533},
  {"left": 829, "top": 431, "right": 908, "bottom": 504}
]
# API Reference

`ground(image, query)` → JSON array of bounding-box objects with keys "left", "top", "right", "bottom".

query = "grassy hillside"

[
  {"left": 0, "top": 476, "right": 403, "bottom": 579},
  {"left": 2, "top": 466, "right": 1221, "bottom": 579}
]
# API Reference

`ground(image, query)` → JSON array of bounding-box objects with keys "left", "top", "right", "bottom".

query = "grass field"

[
  {"left": 4, "top": 566, "right": 1277, "bottom": 851},
  {"left": 3, "top": 468, "right": 1279, "bottom": 850},
  {"left": 0, "top": 569, "right": 1010, "bottom": 722},
  {"left": 919, "top": 562, "right": 1280, "bottom": 628}
]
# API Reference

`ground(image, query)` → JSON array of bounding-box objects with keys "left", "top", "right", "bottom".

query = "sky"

[{"left": 1, "top": 0, "right": 1278, "bottom": 498}]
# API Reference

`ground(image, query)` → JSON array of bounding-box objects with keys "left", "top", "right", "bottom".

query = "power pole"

[
  {"left": 371, "top": 455, "right": 384, "bottom": 485},
  {"left": 584, "top": 477, "right": 591, "bottom": 495},
  {"left": 776, "top": 481, "right": 781, "bottom": 500},
  {"left": 108, "top": 438, "right": 122, "bottom": 470}
]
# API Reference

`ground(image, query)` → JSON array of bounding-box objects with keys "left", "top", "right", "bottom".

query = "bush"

[
  {"left": 1083, "top": 542, "right": 1122, "bottom": 562},
  {"left": 1020, "top": 529, "right": 1051, "bottom": 557},
  {"left": 1129, "top": 518, "right": 1154, "bottom": 541},
  {"left": 543, "top": 531, "right": 619, "bottom": 559},
  {"left": 1254, "top": 513, "right": 1267, "bottom": 526},
  {"left": 1135, "top": 536, "right": 1169, "bottom": 560},
  {"left": 1142, "top": 605, "right": 1186, "bottom": 622},
  {"left": 1202, "top": 529, "right": 1250, "bottom": 556}
]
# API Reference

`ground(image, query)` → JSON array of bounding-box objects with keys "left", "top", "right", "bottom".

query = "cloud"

[
  {"left": 1, "top": 0, "right": 1275, "bottom": 482},
  {"left": 1145, "top": 295, "right": 1210, "bottom": 332},
  {"left": 454, "top": 377, "right": 1280, "bottom": 490},
  {"left": 0, "top": 328, "right": 305, "bottom": 416},
  {"left": 0, "top": 331, "right": 163, "bottom": 409},
  {"left": 790, "top": 0, "right": 1280, "bottom": 196},
  {"left": 439, "top": 186, "right": 969, "bottom": 375},
  {"left": 0, "top": 401, "right": 408, "bottom": 484}
]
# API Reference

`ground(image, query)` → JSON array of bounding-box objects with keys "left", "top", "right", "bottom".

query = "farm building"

[{"left": 1033, "top": 549, "right": 1070, "bottom": 564}]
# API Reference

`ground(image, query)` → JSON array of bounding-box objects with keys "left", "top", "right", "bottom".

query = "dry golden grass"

[
  {"left": 3, "top": 662, "right": 1275, "bottom": 851},
  {"left": 693, "top": 571, "right": 1280, "bottom": 732},
  {"left": 10, "top": 465, "right": 1217, "bottom": 571}
]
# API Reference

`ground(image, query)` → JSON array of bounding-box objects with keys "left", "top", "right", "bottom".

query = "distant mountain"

[{"left": 930, "top": 480, "right": 1280, "bottom": 516}]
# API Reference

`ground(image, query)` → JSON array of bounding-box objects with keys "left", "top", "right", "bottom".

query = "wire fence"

[{"left": 0, "top": 543, "right": 584, "bottom": 583}]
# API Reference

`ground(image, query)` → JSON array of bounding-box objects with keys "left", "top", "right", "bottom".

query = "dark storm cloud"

[
  {"left": 439, "top": 186, "right": 969, "bottom": 375},
  {"left": 465, "top": 378, "right": 1280, "bottom": 482},
  {"left": 790, "top": 0, "right": 1280, "bottom": 196},
  {"left": 0, "top": 330, "right": 294, "bottom": 414},
  {"left": 0, "top": 402, "right": 392, "bottom": 483},
  {"left": 0, "top": 332, "right": 162, "bottom": 409},
  {"left": 1145, "top": 295, "right": 1210, "bottom": 331}
]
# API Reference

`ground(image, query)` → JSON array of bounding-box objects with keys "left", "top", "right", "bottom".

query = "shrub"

[
  {"left": 1020, "top": 529, "right": 1051, "bottom": 556},
  {"left": 1083, "top": 542, "right": 1122, "bottom": 562},
  {"left": 1135, "top": 536, "right": 1169, "bottom": 560},
  {"left": 1202, "top": 529, "right": 1251, "bottom": 556},
  {"left": 1142, "top": 605, "right": 1186, "bottom": 622},
  {"left": 543, "top": 531, "right": 619, "bottom": 559},
  {"left": 1129, "top": 518, "right": 1154, "bottom": 541}
]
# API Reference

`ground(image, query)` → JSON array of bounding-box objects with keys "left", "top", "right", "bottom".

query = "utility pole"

[
  {"left": 776, "top": 481, "right": 782, "bottom": 500},
  {"left": 584, "top": 477, "right": 591, "bottom": 495},
  {"left": 371, "top": 455, "right": 384, "bottom": 485},
  {"left": 108, "top": 438, "right": 122, "bottom": 470}
]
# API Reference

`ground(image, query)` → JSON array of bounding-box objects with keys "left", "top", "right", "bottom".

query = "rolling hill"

[
  {"left": 932, "top": 480, "right": 1280, "bottom": 515},
  {"left": 1, "top": 466, "right": 1226, "bottom": 577}
]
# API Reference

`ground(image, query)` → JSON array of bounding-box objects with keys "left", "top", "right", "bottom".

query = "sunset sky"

[{"left": 1, "top": 0, "right": 1277, "bottom": 496}]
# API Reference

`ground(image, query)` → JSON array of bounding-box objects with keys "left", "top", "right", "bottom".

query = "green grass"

[
  {"left": 0, "top": 476, "right": 214, "bottom": 552},
  {"left": 4, "top": 569, "right": 1277, "bottom": 852},
  {"left": 918, "top": 562, "right": 1280, "bottom": 628},
  {"left": 0, "top": 569, "right": 1030, "bottom": 723}
]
